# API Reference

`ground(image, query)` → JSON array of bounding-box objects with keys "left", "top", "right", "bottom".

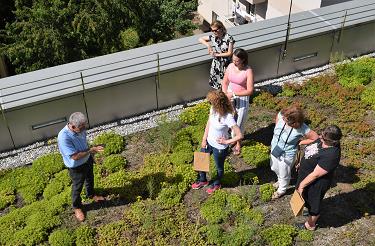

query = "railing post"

[
  {"left": 338, "top": 10, "right": 347, "bottom": 43},
  {"left": 0, "top": 98, "right": 16, "bottom": 148},
  {"left": 282, "top": 0, "right": 293, "bottom": 60},
  {"left": 155, "top": 53, "right": 161, "bottom": 109},
  {"left": 80, "top": 72, "right": 91, "bottom": 128}
]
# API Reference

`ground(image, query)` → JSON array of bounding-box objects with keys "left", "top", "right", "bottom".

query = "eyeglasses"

[{"left": 211, "top": 28, "right": 220, "bottom": 33}]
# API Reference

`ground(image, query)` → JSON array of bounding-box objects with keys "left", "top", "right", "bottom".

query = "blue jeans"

[{"left": 197, "top": 142, "right": 228, "bottom": 186}]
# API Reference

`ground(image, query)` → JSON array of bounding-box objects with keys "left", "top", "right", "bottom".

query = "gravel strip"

[{"left": 1, "top": 53, "right": 374, "bottom": 170}]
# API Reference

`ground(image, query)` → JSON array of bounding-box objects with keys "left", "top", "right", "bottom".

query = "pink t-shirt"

[{"left": 227, "top": 63, "right": 251, "bottom": 93}]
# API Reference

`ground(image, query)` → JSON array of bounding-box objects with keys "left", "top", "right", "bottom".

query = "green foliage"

[
  {"left": 17, "top": 153, "right": 65, "bottom": 204},
  {"left": 239, "top": 207, "right": 264, "bottom": 225},
  {"left": 259, "top": 183, "right": 276, "bottom": 202},
  {"left": 2, "top": 0, "right": 198, "bottom": 73},
  {"left": 0, "top": 186, "right": 70, "bottom": 245},
  {"left": 253, "top": 91, "right": 278, "bottom": 110},
  {"left": 335, "top": 57, "right": 375, "bottom": 88},
  {"left": 200, "top": 190, "right": 248, "bottom": 224},
  {"left": 179, "top": 102, "right": 210, "bottom": 126},
  {"left": 97, "top": 221, "right": 130, "bottom": 246},
  {"left": 102, "top": 154, "right": 127, "bottom": 174},
  {"left": 156, "top": 184, "right": 182, "bottom": 208},
  {"left": 353, "top": 174, "right": 375, "bottom": 192},
  {"left": 92, "top": 132, "right": 125, "bottom": 156},
  {"left": 75, "top": 225, "right": 96, "bottom": 246},
  {"left": 124, "top": 200, "right": 197, "bottom": 243},
  {"left": 0, "top": 186, "right": 15, "bottom": 210},
  {"left": 297, "top": 229, "right": 314, "bottom": 242},
  {"left": 361, "top": 82, "right": 375, "bottom": 110},
  {"left": 119, "top": 27, "right": 139, "bottom": 50},
  {"left": 43, "top": 169, "right": 71, "bottom": 200},
  {"left": 199, "top": 224, "right": 224, "bottom": 245},
  {"left": 279, "top": 82, "right": 302, "bottom": 97},
  {"left": 222, "top": 223, "right": 257, "bottom": 246},
  {"left": 261, "top": 224, "right": 298, "bottom": 246},
  {"left": 49, "top": 229, "right": 75, "bottom": 246},
  {"left": 200, "top": 190, "right": 229, "bottom": 224},
  {"left": 156, "top": 115, "right": 183, "bottom": 152},
  {"left": 242, "top": 141, "right": 270, "bottom": 168}
]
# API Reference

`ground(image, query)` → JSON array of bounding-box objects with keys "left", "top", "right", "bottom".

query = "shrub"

[
  {"left": 32, "top": 153, "right": 65, "bottom": 175},
  {"left": 103, "top": 154, "right": 127, "bottom": 174},
  {"left": 200, "top": 190, "right": 229, "bottom": 224},
  {"left": 16, "top": 153, "right": 65, "bottom": 204},
  {"left": 179, "top": 102, "right": 210, "bottom": 126},
  {"left": 261, "top": 224, "right": 298, "bottom": 246},
  {"left": 259, "top": 183, "right": 276, "bottom": 202},
  {"left": 239, "top": 208, "right": 264, "bottom": 225},
  {"left": 279, "top": 82, "right": 302, "bottom": 97},
  {"left": 75, "top": 225, "right": 96, "bottom": 246},
  {"left": 297, "top": 229, "right": 314, "bottom": 242},
  {"left": 49, "top": 229, "right": 75, "bottom": 246},
  {"left": 97, "top": 221, "right": 130, "bottom": 246},
  {"left": 0, "top": 186, "right": 15, "bottom": 210},
  {"left": 361, "top": 82, "right": 375, "bottom": 110},
  {"left": 156, "top": 184, "right": 182, "bottom": 208},
  {"left": 43, "top": 169, "right": 71, "bottom": 200},
  {"left": 199, "top": 224, "right": 224, "bottom": 245},
  {"left": 120, "top": 27, "right": 139, "bottom": 50},
  {"left": 156, "top": 115, "right": 183, "bottom": 152},
  {"left": 222, "top": 223, "right": 257, "bottom": 246},
  {"left": 335, "top": 57, "right": 375, "bottom": 88},
  {"left": 242, "top": 141, "right": 270, "bottom": 168},
  {"left": 253, "top": 91, "right": 278, "bottom": 110},
  {"left": 92, "top": 132, "right": 125, "bottom": 156}
]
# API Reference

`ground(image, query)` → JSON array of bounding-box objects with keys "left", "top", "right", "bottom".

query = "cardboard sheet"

[
  {"left": 290, "top": 190, "right": 305, "bottom": 216},
  {"left": 193, "top": 152, "right": 210, "bottom": 172}
]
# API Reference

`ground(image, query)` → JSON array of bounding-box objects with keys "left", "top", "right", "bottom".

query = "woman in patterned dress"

[{"left": 199, "top": 20, "right": 235, "bottom": 90}]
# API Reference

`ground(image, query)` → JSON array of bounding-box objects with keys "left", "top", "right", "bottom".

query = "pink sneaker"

[
  {"left": 206, "top": 184, "right": 221, "bottom": 194},
  {"left": 191, "top": 181, "right": 209, "bottom": 190}
]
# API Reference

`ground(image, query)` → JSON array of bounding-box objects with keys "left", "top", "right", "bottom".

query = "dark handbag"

[{"left": 271, "top": 145, "right": 285, "bottom": 158}]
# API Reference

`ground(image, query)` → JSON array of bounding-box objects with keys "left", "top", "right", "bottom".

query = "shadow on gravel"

[{"left": 318, "top": 183, "right": 375, "bottom": 228}]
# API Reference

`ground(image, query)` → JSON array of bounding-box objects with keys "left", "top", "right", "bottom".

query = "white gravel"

[{"left": 1, "top": 53, "right": 374, "bottom": 170}]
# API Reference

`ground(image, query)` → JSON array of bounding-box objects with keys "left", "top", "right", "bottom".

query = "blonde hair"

[
  {"left": 206, "top": 90, "right": 234, "bottom": 117},
  {"left": 210, "top": 20, "right": 227, "bottom": 34}
]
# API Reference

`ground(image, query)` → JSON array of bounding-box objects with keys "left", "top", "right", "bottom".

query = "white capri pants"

[
  {"left": 270, "top": 154, "right": 294, "bottom": 194},
  {"left": 228, "top": 85, "right": 250, "bottom": 134}
]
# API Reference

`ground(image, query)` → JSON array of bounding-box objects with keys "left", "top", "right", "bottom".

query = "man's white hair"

[{"left": 69, "top": 112, "right": 87, "bottom": 127}]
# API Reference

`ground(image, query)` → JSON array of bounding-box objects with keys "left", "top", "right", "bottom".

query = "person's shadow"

[{"left": 318, "top": 182, "right": 375, "bottom": 228}]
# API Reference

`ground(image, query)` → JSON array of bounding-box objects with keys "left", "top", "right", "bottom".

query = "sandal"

[
  {"left": 295, "top": 222, "right": 317, "bottom": 231},
  {"left": 271, "top": 191, "right": 285, "bottom": 200}
]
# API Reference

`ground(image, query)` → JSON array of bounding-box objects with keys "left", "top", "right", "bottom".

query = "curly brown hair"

[
  {"left": 206, "top": 90, "right": 234, "bottom": 117},
  {"left": 281, "top": 105, "right": 305, "bottom": 128}
]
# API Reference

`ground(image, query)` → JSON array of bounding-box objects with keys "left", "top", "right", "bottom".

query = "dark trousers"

[
  {"left": 68, "top": 156, "right": 94, "bottom": 209},
  {"left": 197, "top": 142, "right": 228, "bottom": 186}
]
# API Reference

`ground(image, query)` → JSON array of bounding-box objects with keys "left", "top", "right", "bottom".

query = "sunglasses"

[{"left": 211, "top": 28, "right": 220, "bottom": 33}]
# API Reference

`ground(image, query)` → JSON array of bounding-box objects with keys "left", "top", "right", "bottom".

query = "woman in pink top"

[{"left": 222, "top": 48, "right": 254, "bottom": 155}]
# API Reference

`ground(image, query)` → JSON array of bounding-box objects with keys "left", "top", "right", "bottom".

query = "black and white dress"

[{"left": 208, "top": 33, "right": 235, "bottom": 89}]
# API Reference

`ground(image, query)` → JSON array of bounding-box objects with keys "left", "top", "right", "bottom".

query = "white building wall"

[
  {"left": 198, "top": 0, "right": 234, "bottom": 27},
  {"left": 266, "top": 0, "right": 322, "bottom": 19}
]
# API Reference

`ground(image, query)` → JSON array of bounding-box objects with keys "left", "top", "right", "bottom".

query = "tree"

[{"left": 1, "top": 0, "right": 198, "bottom": 74}]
